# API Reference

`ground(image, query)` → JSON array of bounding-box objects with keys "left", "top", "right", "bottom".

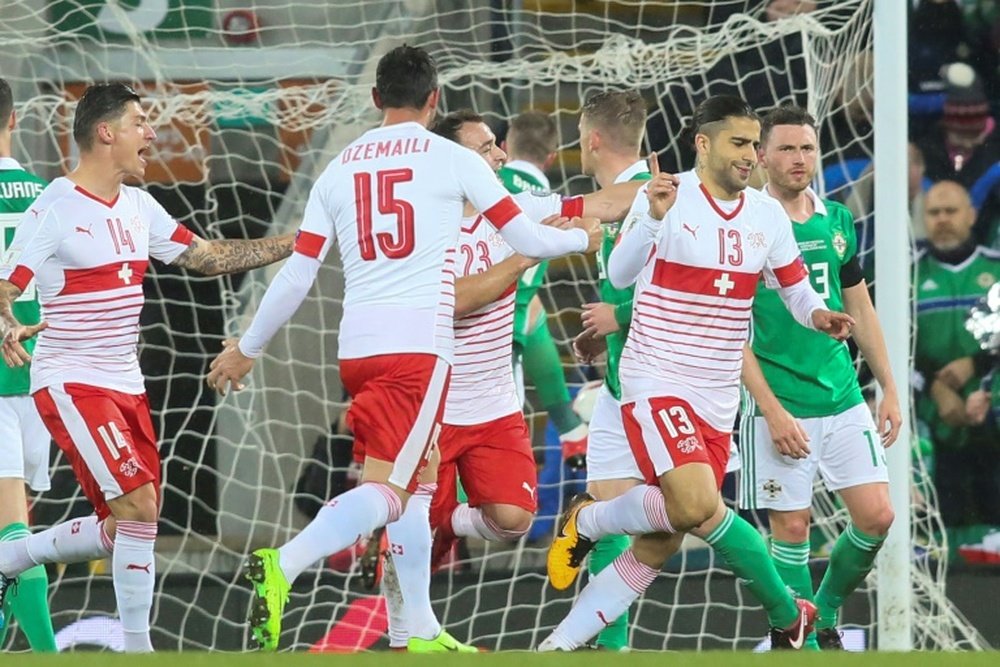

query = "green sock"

[
  {"left": 589, "top": 534, "right": 631, "bottom": 650},
  {"left": 703, "top": 509, "right": 799, "bottom": 629},
  {"left": 814, "top": 523, "right": 885, "bottom": 630},
  {"left": 771, "top": 539, "right": 818, "bottom": 650},
  {"left": 520, "top": 315, "right": 580, "bottom": 434},
  {"left": 0, "top": 522, "right": 57, "bottom": 652}
]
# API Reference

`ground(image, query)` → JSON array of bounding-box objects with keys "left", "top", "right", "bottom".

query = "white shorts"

[
  {"left": 0, "top": 394, "right": 52, "bottom": 492},
  {"left": 737, "top": 402, "right": 889, "bottom": 511},
  {"left": 586, "top": 384, "right": 642, "bottom": 483}
]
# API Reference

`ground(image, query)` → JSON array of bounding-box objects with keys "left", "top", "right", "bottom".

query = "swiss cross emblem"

[
  {"left": 748, "top": 231, "right": 766, "bottom": 249},
  {"left": 118, "top": 263, "right": 134, "bottom": 285},
  {"left": 714, "top": 272, "right": 735, "bottom": 296}
]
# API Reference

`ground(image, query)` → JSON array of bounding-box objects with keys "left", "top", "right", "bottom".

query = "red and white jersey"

[
  {"left": 445, "top": 191, "right": 581, "bottom": 425},
  {"left": 287, "top": 122, "right": 587, "bottom": 363},
  {"left": 619, "top": 170, "right": 808, "bottom": 430},
  {"left": 0, "top": 178, "right": 193, "bottom": 394}
]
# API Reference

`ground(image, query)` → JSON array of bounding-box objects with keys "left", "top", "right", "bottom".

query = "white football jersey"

[
  {"left": 444, "top": 191, "right": 579, "bottom": 425},
  {"left": 290, "top": 122, "right": 587, "bottom": 362},
  {"left": 619, "top": 170, "right": 808, "bottom": 431},
  {"left": 1, "top": 178, "right": 193, "bottom": 394}
]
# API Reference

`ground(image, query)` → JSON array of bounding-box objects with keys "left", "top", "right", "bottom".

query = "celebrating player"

[
  {"left": 738, "top": 105, "right": 898, "bottom": 649},
  {"left": 541, "top": 95, "right": 854, "bottom": 651},
  {"left": 0, "top": 82, "right": 297, "bottom": 653},
  {"left": 0, "top": 76, "right": 56, "bottom": 652},
  {"left": 204, "top": 46, "right": 601, "bottom": 652}
]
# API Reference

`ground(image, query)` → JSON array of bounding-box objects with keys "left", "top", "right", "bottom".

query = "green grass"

[{"left": 8, "top": 652, "right": 1000, "bottom": 666}]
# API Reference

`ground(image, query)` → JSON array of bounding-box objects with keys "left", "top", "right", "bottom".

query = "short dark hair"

[
  {"left": 760, "top": 105, "right": 817, "bottom": 146},
  {"left": 581, "top": 90, "right": 646, "bottom": 151},
  {"left": 0, "top": 78, "right": 12, "bottom": 127},
  {"left": 73, "top": 82, "right": 141, "bottom": 151},
  {"left": 506, "top": 111, "right": 558, "bottom": 163},
  {"left": 430, "top": 109, "right": 484, "bottom": 143},
  {"left": 375, "top": 45, "right": 438, "bottom": 110},
  {"left": 690, "top": 94, "right": 759, "bottom": 142}
]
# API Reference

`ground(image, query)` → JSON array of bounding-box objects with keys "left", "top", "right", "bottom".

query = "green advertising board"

[{"left": 52, "top": 0, "right": 214, "bottom": 40}]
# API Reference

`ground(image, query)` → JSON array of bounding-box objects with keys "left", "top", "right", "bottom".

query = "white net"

[{"left": 0, "top": 0, "right": 988, "bottom": 653}]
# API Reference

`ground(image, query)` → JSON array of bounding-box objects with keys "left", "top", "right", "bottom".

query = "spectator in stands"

[
  {"left": 917, "top": 64, "right": 1000, "bottom": 242},
  {"left": 845, "top": 142, "right": 928, "bottom": 242},
  {"left": 914, "top": 180, "right": 1000, "bottom": 530}
]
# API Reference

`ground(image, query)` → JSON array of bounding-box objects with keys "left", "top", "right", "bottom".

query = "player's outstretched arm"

[
  {"left": 206, "top": 251, "right": 320, "bottom": 396},
  {"left": 741, "top": 343, "right": 810, "bottom": 459},
  {"left": 456, "top": 254, "right": 537, "bottom": 318},
  {"left": 172, "top": 233, "right": 296, "bottom": 276},
  {"left": 0, "top": 280, "right": 47, "bottom": 368},
  {"left": 843, "top": 281, "right": 901, "bottom": 445},
  {"left": 579, "top": 180, "right": 646, "bottom": 222}
]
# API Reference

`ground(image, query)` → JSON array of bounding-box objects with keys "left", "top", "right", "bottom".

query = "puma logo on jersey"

[
  {"left": 30, "top": 208, "right": 42, "bottom": 218},
  {"left": 75, "top": 224, "right": 93, "bottom": 237},
  {"left": 920, "top": 278, "right": 938, "bottom": 291},
  {"left": 682, "top": 222, "right": 699, "bottom": 239}
]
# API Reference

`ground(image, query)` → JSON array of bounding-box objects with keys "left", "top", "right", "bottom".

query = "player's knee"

[
  {"left": 109, "top": 484, "right": 159, "bottom": 523},
  {"left": 667, "top": 491, "right": 717, "bottom": 533},
  {"left": 483, "top": 504, "right": 532, "bottom": 540},
  {"left": 857, "top": 504, "right": 894, "bottom": 538},
  {"left": 770, "top": 511, "right": 811, "bottom": 544}
]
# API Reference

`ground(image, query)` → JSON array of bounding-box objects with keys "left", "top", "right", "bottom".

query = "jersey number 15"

[{"left": 354, "top": 168, "right": 415, "bottom": 261}]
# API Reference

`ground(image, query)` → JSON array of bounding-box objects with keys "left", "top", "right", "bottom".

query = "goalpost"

[{"left": 0, "top": 0, "right": 988, "bottom": 652}]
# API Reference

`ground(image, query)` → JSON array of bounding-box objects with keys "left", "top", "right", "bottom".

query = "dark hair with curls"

[
  {"left": 375, "top": 45, "right": 438, "bottom": 110},
  {"left": 684, "top": 94, "right": 759, "bottom": 146},
  {"left": 760, "top": 104, "right": 817, "bottom": 147}
]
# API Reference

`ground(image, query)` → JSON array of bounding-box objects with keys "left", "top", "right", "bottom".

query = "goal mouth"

[{"left": 3, "top": 0, "right": 986, "bottom": 652}]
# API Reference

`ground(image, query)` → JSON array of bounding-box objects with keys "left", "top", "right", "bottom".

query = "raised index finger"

[{"left": 647, "top": 152, "right": 660, "bottom": 177}]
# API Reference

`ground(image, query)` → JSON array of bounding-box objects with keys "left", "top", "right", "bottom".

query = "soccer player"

[
  {"left": 540, "top": 95, "right": 854, "bottom": 651},
  {"left": 0, "top": 77, "right": 56, "bottom": 653},
  {"left": 569, "top": 89, "right": 651, "bottom": 651},
  {"left": 204, "top": 46, "right": 601, "bottom": 652},
  {"left": 0, "top": 82, "right": 297, "bottom": 653},
  {"left": 739, "top": 105, "right": 899, "bottom": 650},
  {"left": 499, "top": 111, "right": 588, "bottom": 467}
]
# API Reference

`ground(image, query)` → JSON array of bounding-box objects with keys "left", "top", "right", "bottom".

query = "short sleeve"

[
  {"left": 763, "top": 204, "right": 809, "bottom": 289},
  {"left": 145, "top": 192, "right": 194, "bottom": 264},
  {"left": 1, "top": 208, "right": 64, "bottom": 290}
]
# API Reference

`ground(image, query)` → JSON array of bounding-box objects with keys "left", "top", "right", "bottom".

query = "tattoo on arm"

[
  {"left": 0, "top": 280, "right": 24, "bottom": 334},
  {"left": 172, "top": 233, "right": 296, "bottom": 276}
]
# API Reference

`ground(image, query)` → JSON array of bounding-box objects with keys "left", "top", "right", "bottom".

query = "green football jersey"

[
  {"left": 0, "top": 161, "right": 46, "bottom": 397},
  {"left": 750, "top": 197, "right": 864, "bottom": 418},
  {"left": 596, "top": 170, "right": 652, "bottom": 400},
  {"left": 499, "top": 163, "right": 552, "bottom": 342}
]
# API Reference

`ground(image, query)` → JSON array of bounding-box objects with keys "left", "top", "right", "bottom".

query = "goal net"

[{"left": 0, "top": 0, "right": 987, "bottom": 652}]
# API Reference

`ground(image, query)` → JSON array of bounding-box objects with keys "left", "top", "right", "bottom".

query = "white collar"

[
  {"left": 763, "top": 183, "right": 828, "bottom": 217},
  {"left": 0, "top": 157, "right": 23, "bottom": 171},
  {"left": 614, "top": 160, "right": 649, "bottom": 184},
  {"left": 504, "top": 160, "right": 550, "bottom": 190}
]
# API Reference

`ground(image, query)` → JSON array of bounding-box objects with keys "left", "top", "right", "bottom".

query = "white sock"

[
  {"left": 450, "top": 504, "right": 527, "bottom": 542},
  {"left": 279, "top": 482, "right": 402, "bottom": 584},
  {"left": 2, "top": 516, "right": 114, "bottom": 576},
  {"left": 379, "top": 553, "right": 409, "bottom": 648},
  {"left": 576, "top": 485, "right": 673, "bottom": 540},
  {"left": 385, "top": 483, "right": 440, "bottom": 641},
  {"left": 538, "top": 549, "right": 657, "bottom": 651},
  {"left": 113, "top": 520, "right": 157, "bottom": 653}
]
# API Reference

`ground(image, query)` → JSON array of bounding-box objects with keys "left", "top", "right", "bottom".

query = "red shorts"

[
  {"left": 34, "top": 383, "right": 160, "bottom": 520},
  {"left": 340, "top": 353, "right": 450, "bottom": 493},
  {"left": 622, "top": 396, "right": 731, "bottom": 489},
  {"left": 429, "top": 412, "right": 538, "bottom": 530}
]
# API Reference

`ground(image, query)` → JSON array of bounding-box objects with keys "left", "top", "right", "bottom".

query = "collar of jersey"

[{"left": 614, "top": 160, "right": 649, "bottom": 184}]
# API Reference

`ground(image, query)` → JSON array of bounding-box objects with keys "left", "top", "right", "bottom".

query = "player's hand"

[
  {"left": 764, "top": 406, "right": 811, "bottom": 459},
  {"left": 877, "top": 388, "right": 902, "bottom": 446},
  {"left": 581, "top": 302, "right": 620, "bottom": 337},
  {"left": 0, "top": 321, "right": 48, "bottom": 368},
  {"left": 966, "top": 389, "right": 991, "bottom": 425},
  {"left": 540, "top": 214, "right": 573, "bottom": 230},
  {"left": 207, "top": 338, "right": 253, "bottom": 396},
  {"left": 936, "top": 356, "right": 975, "bottom": 391},
  {"left": 811, "top": 309, "right": 854, "bottom": 340},
  {"left": 573, "top": 216, "right": 602, "bottom": 253},
  {"left": 645, "top": 153, "right": 680, "bottom": 221},
  {"left": 573, "top": 328, "right": 607, "bottom": 365}
]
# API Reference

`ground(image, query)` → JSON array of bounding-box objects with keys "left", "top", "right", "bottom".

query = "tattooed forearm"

[
  {"left": 0, "top": 280, "right": 23, "bottom": 335},
  {"left": 173, "top": 233, "right": 296, "bottom": 276}
]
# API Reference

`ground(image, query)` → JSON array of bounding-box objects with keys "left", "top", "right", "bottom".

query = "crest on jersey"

[
  {"left": 978, "top": 272, "right": 996, "bottom": 289},
  {"left": 676, "top": 436, "right": 702, "bottom": 454},
  {"left": 832, "top": 231, "right": 848, "bottom": 259},
  {"left": 747, "top": 231, "right": 767, "bottom": 249},
  {"left": 763, "top": 479, "right": 782, "bottom": 499},
  {"left": 0, "top": 247, "right": 20, "bottom": 269}
]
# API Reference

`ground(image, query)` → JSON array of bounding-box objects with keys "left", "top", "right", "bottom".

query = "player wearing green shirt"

[
  {"left": 0, "top": 78, "right": 57, "bottom": 652},
  {"left": 739, "top": 107, "right": 900, "bottom": 650},
  {"left": 499, "top": 111, "right": 589, "bottom": 468}
]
